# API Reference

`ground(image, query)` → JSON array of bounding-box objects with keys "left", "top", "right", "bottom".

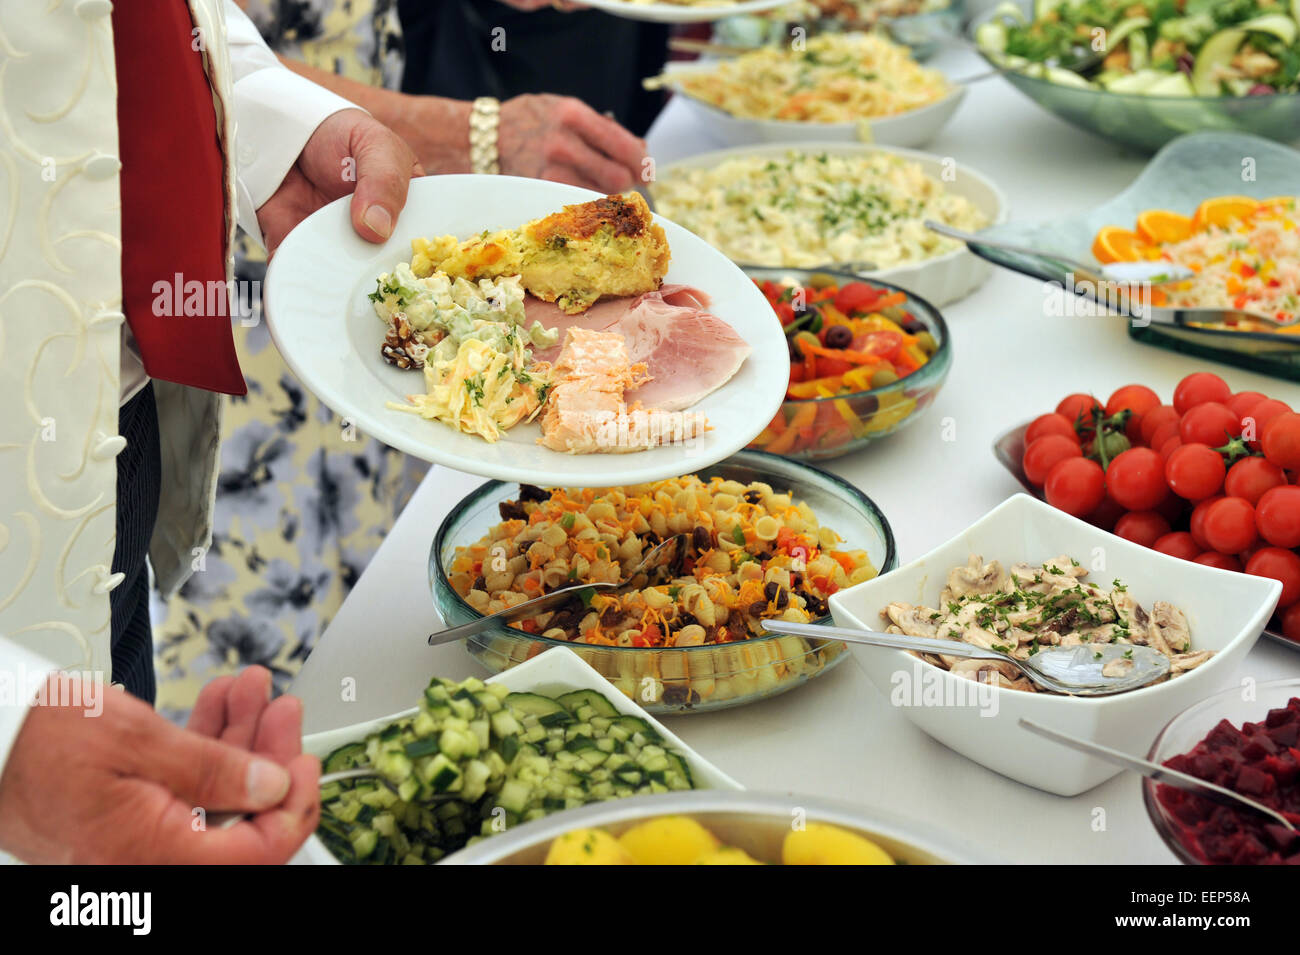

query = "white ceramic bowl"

[
  {"left": 291, "top": 648, "right": 742, "bottom": 865},
  {"left": 653, "top": 141, "right": 1008, "bottom": 306},
  {"left": 828, "top": 494, "right": 1282, "bottom": 797},
  {"left": 673, "top": 80, "right": 968, "bottom": 149}
]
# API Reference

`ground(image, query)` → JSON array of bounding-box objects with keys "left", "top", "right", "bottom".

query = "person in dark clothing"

[{"left": 399, "top": 0, "right": 670, "bottom": 137}]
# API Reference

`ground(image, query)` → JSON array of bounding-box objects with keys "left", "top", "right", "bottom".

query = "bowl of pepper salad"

[{"left": 745, "top": 267, "right": 951, "bottom": 460}]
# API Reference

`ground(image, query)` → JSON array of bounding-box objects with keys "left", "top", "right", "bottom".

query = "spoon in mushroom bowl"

[{"left": 760, "top": 620, "right": 1171, "bottom": 696}]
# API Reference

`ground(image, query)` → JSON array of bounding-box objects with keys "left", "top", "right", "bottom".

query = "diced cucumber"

[
  {"left": 556, "top": 689, "right": 619, "bottom": 719},
  {"left": 322, "top": 742, "right": 366, "bottom": 775}
]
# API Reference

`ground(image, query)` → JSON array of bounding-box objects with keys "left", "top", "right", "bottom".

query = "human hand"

[
  {"left": 0, "top": 670, "right": 319, "bottom": 864},
  {"left": 256, "top": 107, "right": 422, "bottom": 254},
  {"left": 498, "top": 94, "right": 646, "bottom": 193}
]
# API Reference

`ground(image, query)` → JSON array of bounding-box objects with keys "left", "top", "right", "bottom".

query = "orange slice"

[
  {"left": 1135, "top": 209, "right": 1192, "bottom": 245},
  {"left": 1091, "top": 226, "right": 1149, "bottom": 263},
  {"left": 1191, "top": 195, "right": 1259, "bottom": 230}
]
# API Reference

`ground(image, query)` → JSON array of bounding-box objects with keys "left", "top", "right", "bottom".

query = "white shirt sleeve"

[
  {"left": 0, "top": 641, "right": 59, "bottom": 777},
  {"left": 223, "top": 1, "right": 364, "bottom": 248}
]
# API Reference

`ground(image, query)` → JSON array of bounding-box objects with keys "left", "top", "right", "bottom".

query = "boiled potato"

[
  {"left": 545, "top": 828, "right": 634, "bottom": 865},
  {"left": 782, "top": 823, "right": 894, "bottom": 865},
  {"left": 618, "top": 816, "right": 720, "bottom": 864},
  {"left": 695, "top": 847, "right": 763, "bottom": 865}
]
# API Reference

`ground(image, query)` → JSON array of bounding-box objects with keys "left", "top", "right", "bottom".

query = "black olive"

[
  {"left": 518, "top": 484, "right": 549, "bottom": 503},
  {"left": 743, "top": 490, "right": 762, "bottom": 505},
  {"left": 823, "top": 324, "right": 853, "bottom": 349},
  {"left": 776, "top": 589, "right": 789, "bottom": 610},
  {"left": 692, "top": 526, "right": 713, "bottom": 553},
  {"left": 677, "top": 611, "right": 698, "bottom": 629},
  {"left": 498, "top": 500, "right": 527, "bottom": 521},
  {"left": 791, "top": 572, "right": 804, "bottom": 588},
  {"left": 764, "top": 581, "right": 778, "bottom": 601},
  {"left": 748, "top": 600, "right": 768, "bottom": 617},
  {"left": 472, "top": 575, "right": 486, "bottom": 592}
]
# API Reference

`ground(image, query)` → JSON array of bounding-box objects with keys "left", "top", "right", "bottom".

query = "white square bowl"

[
  {"left": 291, "top": 647, "right": 742, "bottom": 864},
  {"left": 828, "top": 494, "right": 1281, "bottom": 797}
]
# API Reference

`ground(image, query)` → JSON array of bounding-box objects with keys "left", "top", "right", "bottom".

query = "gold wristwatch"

[{"left": 469, "top": 97, "right": 500, "bottom": 175}]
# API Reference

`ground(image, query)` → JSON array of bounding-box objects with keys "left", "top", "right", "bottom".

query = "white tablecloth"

[{"left": 290, "top": 42, "right": 1300, "bottom": 864}]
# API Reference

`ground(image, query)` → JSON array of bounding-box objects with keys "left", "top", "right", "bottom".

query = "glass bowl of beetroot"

[{"left": 1143, "top": 678, "right": 1300, "bottom": 866}]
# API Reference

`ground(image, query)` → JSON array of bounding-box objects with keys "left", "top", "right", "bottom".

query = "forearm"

[{"left": 276, "top": 57, "right": 473, "bottom": 174}]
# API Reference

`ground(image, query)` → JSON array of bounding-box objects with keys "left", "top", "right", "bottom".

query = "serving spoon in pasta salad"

[{"left": 427, "top": 535, "right": 687, "bottom": 647}]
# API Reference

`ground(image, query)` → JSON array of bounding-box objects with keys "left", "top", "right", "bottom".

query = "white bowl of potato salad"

[
  {"left": 430, "top": 450, "right": 897, "bottom": 713},
  {"left": 652, "top": 143, "right": 1008, "bottom": 306}
]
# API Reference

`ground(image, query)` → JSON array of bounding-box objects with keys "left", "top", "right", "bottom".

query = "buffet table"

[{"left": 291, "top": 44, "right": 1300, "bottom": 864}]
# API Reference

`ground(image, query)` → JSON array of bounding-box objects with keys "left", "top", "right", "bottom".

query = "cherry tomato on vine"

[
  {"left": 1165, "top": 443, "right": 1226, "bottom": 500},
  {"left": 1255, "top": 485, "right": 1300, "bottom": 549},
  {"left": 1148, "top": 421, "right": 1181, "bottom": 454},
  {"left": 1023, "top": 435, "right": 1082, "bottom": 486},
  {"left": 1105, "top": 447, "right": 1167, "bottom": 511},
  {"left": 1282, "top": 601, "right": 1300, "bottom": 643},
  {"left": 1223, "top": 457, "right": 1285, "bottom": 505},
  {"left": 1106, "top": 384, "right": 1161, "bottom": 440},
  {"left": 1044, "top": 457, "right": 1105, "bottom": 517},
  {"left": 1178, "top": 402, "right": 1241, "bottom": 447},
  {"left": 1113, "top": 510, "right": 1171, "bottom": 548},
  {"left": 1189, "top": 495, "right": 1225, "bottom": 551},
  {"left": 1243, "top": 398, "right": 1291, "bottom": 449},
  {"left": 1194, "top": 552, "right": 1243, "bottom": 572},
  {"left": 1055, "top": 393, "right": 1102, "bottom": 431},
  {"left": 1200, "top": 496, "right": 1257, "bottom": 555},
  {"left": 1226, "top": 391, "right": 1267, "bottom": 420},
  {"left": 1245, "top": 547, "right": 1300, "bottom": 609},
  {"left": 1025, "top": 413, "right": 1079, "bottom": 446},
  {"left": 1153, "top": 531, "right": 1200, "bottom": 561},
  {"left": 1261, "top": 411, "right": 1300, "bottom": 471},
  {"left": 1139, "top": 405, "right": 1180, "bottom": 446},
  {"left": 1173, "top": 372, "right": 1231, "bottom": 415}
]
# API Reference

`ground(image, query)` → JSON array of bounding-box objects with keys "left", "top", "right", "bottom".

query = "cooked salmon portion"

[
  {"left": 540, "top": 328, "right": 709, "bottom": 455},
  {"left": 411, "top": 193, "right": 670, "bottom": 314}
]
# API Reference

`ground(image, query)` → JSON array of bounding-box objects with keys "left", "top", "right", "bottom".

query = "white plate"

[
  {"left": 671, "top": 70, "right": 968, "bottom": 149},
  {"left": 653, "top": 142, "right": 1008, "bottom": 306},
  {"left": 291, "top": 647, "right": 743, "bottom": 864},
  {"left": 578, "top": 0, "right": 791, "bottom": 24},
  {"left": 829, "top": 494, "right": 1281, "bottom": 797},
  {"left": 264, "top": 175, "right": 787, "bottom": 485}
]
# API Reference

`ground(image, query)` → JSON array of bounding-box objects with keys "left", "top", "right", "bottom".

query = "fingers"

[
  {"left": 154, "top": 754, "right": 321, "bottom": 865},
  {"left": 543, "top": 136, "right": 637, "bottom": 194},
  {"left": 186, "top": 675, "right": 236, "bottom": 738},
  {"left": 349, "top": 120, "right": 417, "bottom": 243},
  {"left": 132, "top": 718, "right": 292, "bottom": 814},
  {"left": 252, "top": 694, "right": 304, "bottom": 765},
  {"left": 561, "top": 101, "right": 647, "bottom": 175}
]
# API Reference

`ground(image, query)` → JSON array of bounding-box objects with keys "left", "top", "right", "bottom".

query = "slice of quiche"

[{"left": 410, "top": 192, "right": 670, "bottom": 314}]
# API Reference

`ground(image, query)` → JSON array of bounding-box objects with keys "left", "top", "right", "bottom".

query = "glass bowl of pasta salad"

[{"left": 429, "top": 451, "right": 897, "bottom": 713}]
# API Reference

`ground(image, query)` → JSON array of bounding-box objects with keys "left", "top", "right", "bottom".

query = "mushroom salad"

[{"left": 879, "top": 555, "right": 1213, "bottom": 693}]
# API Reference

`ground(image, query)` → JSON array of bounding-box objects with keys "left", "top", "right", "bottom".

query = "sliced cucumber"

[{"left": 316, "top": 675, "right": 700, "bottom": 864}]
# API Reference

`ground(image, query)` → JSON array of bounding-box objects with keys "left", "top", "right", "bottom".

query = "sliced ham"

[{"left": 525, "top": 285, "right": 748, "bottom": 413}]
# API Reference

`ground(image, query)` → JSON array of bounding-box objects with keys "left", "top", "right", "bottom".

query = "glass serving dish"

[
  {"left": 742, "top": 267, "right": 951, "bottom": 461},
  {"left": 1142, "top": 679, "right": 1300, "bottom": 865},
  {"left": 429, "top": 450, "right": 897, "bottom": 714},
  {"left": 960, "top": 131, "right": 1300, "bottom": 381},
  {"left": 971, "top": 3, "right": 1300, "bottom": 154},
  {"left": 714, "top": 0, "right": 964, "bottom": 60}
]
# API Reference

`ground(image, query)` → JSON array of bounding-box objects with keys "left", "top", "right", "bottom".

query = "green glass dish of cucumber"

[{"left": 975, "top": 0, "right": 1300, "bottom": 152}]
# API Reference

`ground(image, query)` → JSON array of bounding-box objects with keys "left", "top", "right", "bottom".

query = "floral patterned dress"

[{"left": 149, "top": 0, "right": 421, "bottom": 723}]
